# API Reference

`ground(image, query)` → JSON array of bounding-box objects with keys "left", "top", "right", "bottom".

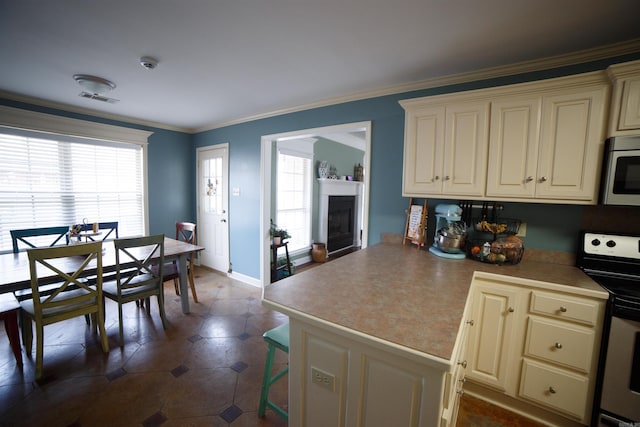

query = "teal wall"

[{"left": 4, "top": 51, "right": 640, "bottom": 281}]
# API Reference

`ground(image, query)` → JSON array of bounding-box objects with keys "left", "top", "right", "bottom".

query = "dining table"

[{"left": 0, "top": 237, "right": 205, "bottom": 314}]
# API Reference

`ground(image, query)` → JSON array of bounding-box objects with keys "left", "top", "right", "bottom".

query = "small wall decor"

[
  {"left": 318, "top": 161, "right": 329, "bottom": 178},
  {"left": 354, "top": 163, "right": 364, "bottom": 181}
]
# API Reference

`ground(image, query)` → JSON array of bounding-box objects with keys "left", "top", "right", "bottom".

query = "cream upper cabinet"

[
  {"left": 401, "top": 71, "right": 609, "bottom": 204},
  {"left": 607, "top": 59, "right": 640, "bottom": 136},
  {"left": 535, "top": 87, "right": 607, "bottom": 201},
  {"left": 486, "top": 97, "right": 541, "bottom": 198},
  {"left": 401, "top": 99, "right": 489, "bottom": 197}
]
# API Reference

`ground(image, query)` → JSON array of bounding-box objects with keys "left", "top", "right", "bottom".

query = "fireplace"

[
  {"left": 317, "top": 179, "right": 363, "bottom": 255},
  {"left": 327, "top": 196, "right": 355, "bottom": 252}
]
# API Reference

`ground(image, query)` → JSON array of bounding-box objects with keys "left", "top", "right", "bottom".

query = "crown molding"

[
  {"left": 2, "top": 39, "right": 639, "bottom": 135},
  {"left": 196, "top": 38, "right": 640, "bottom": 132},
  {"left": 0, "top": 90, "right": 193, "bottom": 133}
]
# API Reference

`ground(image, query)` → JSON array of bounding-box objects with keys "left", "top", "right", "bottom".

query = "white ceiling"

[{"left": 1, "top": 0, "right": 639, "bottom": 133}]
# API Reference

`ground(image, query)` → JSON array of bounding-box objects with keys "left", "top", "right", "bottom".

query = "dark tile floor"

[
  {"left": 0, "top": 268, "right": 288, "bottom": 427},
  {"left": 0, "top": 265, "right": 539, "bottom": 427}
]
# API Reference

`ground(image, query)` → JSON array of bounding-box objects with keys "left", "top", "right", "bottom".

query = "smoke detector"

[{"left": 140, "top": 56, "right": 158, "bottom": 70}]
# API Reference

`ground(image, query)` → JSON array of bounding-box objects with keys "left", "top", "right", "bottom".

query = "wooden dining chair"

[
  {"left": 10, "top": 226, "right": 70, "bottom": 253},
  {"left": 163, "top": 222, "right": 198, "bottom": 303},
  {"left": 103, "top": 234, "right": 167, "bottom": 346},
  {"left": 20, "top": 241, "right": 109, "bottom": 380}
]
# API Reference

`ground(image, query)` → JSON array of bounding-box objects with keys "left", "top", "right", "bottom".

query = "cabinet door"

[
  {"left": 536, "top": 87, "right": 606, "bottom": 201},
  {"left": 443, "top": 102, "right": 489, "bottom": 196},
  {"left": 486, "top": 97, "right": 541, "bottom": 198},
  {"left": 467, "top": 282, "right": 520, "bottom": 392},
  {"left": 618, "top": 76, "right": 640, "bottom": 130},
  {"left": 403, "top": 105, "right": 445, "bottom": 195}
]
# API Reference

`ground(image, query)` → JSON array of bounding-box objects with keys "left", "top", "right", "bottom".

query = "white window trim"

[{"left": 0, "top": 105, "right": 153, "bottom": 235}]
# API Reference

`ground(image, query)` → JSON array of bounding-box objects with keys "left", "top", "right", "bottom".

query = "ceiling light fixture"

[{"left": 73, "top": 74, "right": 116, "bottom": 95}]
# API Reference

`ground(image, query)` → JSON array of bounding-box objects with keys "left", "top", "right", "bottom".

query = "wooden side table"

[
  {"left": 0, "top": 293, "right": 22, "bottom": 366},
  {"left": 270, "top": 242, "right": 291, "bottom": 282}
]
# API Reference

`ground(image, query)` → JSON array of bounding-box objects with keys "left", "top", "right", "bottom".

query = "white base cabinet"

[
  {"left": 465, "top": 275, "right": 605, "bottom": 426},
  {"left": 287, "top": 309, "right": 472, "bottom": 427}
]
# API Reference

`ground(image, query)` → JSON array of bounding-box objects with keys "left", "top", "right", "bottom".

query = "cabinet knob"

[
  {"left": 525, "top": 176, "right": 534, "bottom": 183},
  {"left": 508, "top": 307, "right": 514, "bottom": 313},
  {"left": 559, "top": 306, "right": 567, "bottom": 313},
  {"left": 457, "top": 389, "right": 465, "bottom": 396},
  {"left": 466, "top": 320, "right": 474, "bottom": 326},
  {"left": 457, "top": 360, "right": 467, "bottom": 369},
  {"left": 548, "top": 386, "right": 557, "bottom": 394},
  {"left": 539, "top": 176, "right": 548, "bottom": 183},
  {"left": 554, "top": 342, "right": 563, "bottom": 349},
  {"left": 434, "top": 175, "right": 440, "bottom": 181},
  {"left": 443, "top": 175, "right": 450, "bottom": 181}
]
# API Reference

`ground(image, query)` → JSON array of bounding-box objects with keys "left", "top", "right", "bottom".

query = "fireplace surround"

[{"left": 317, "top": 179, "right": 363, "bottom": 254}]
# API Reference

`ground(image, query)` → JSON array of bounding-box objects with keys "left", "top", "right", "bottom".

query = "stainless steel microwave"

[{"left": 600, "top": 136, "right": 640, "bottom": 206}]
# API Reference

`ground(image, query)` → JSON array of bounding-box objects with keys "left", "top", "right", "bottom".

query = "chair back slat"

[
  {"left": 10, "top": 226, "right": 70, "bottom": 253},
  {"left": 114, "top": 235, "right": 164, "bottom": 297},
  {"left": 27, "top": 242, "right": 103, "bottom": 314}
]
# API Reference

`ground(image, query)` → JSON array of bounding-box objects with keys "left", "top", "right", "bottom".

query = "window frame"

[{"left": 0, "top": 105, "right": 153, "bottom": 250}]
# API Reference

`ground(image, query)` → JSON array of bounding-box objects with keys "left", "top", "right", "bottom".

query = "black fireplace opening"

[{"left": 327, "top": 195, "right": 355, "bottom": 253}]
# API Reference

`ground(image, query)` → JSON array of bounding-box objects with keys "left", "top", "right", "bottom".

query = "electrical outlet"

[
  {"left": 517, "top": 222, "right": 527, "bottom": 237},
  {"left": 311, "top": 367, "right": 336, "bottom": 392}
]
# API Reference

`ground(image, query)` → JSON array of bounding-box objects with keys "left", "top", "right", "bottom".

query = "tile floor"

[{"left": 0, "top": 265, "right": 539, "bottom": 427}]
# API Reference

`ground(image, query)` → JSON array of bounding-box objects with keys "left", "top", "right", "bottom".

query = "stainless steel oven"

[
  {"left": 577, "top": 231, "right": 640, "bottom": 426},
  {"left": 600, "top": 136, "right": 640, "bottom": 206}
]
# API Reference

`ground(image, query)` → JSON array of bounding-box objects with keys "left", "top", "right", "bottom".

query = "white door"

[{"left": 197, "top": 145, "right": 229, "bottom": 272}]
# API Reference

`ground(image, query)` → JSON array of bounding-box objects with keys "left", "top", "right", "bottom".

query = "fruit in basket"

[
  {"left": 471, "top": 245, "right": 481, "bottom": 255},
  {"left": 477, "top": 220, "right": 507, "bottom": 234},
  {"left": 496, "top": 235, "right": 524, "bottom": 262}
]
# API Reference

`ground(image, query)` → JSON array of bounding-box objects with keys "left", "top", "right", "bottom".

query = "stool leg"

[{"left": 258, "top": 343, "right": 276, "bottom": 417}]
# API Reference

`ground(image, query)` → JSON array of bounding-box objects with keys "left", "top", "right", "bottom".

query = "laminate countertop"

[{"left": 262, "top": 242, "right": 608, "bottom": 362}]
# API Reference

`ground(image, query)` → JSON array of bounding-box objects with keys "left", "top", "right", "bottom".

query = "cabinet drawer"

[
  {"left": 529, "top": 291, "right": 600, "bottom": 326},
  {"left": 519, "top": 359, "right": 589, "bottom": 421},
  {"left": 524, "top": 317, "right": 595, "bottom": 372}
]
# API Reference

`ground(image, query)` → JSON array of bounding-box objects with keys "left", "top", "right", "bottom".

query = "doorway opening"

[{"left": 260, "top": 121, "right": 371, "bottom": 288}]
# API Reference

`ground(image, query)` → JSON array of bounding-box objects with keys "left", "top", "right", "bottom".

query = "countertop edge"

[{"left": 262, "top": 299, "right": 453, "bottom": 370}]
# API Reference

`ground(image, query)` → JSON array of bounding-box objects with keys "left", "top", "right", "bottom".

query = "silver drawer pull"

[
  {"left": 548, "top": 386, "right": 556, "bottom": 394},
  {"left": 559, "top": 306, "right": 567, "bottom": 313},
  {"left": 457, "top": 360, "right": 467, "bottom": 369},
  {"left": 554, "top": 342, "right": 563, "bottom": 349}
]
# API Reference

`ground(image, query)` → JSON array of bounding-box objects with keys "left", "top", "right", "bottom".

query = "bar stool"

[
  {"left": 258, "top": 322, "right": 289, "bottom": 421},
  {"left": 0, "top": 293, "right": 22, "bottom": 366}
]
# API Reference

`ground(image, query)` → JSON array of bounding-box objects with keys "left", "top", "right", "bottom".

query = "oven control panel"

[{"left": 583, "top": 233, "right": 640, "bottom": 260}]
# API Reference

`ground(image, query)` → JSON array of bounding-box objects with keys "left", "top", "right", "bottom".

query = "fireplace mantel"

[{"left": 317, "top": 179, "right": 364, "bottom": 254}]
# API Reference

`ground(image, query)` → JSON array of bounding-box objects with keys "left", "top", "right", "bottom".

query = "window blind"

[
  {"left": 0, "top": 131, "right": 144, "bottom": 253},
  {"left": 277, "top": 152, "right": 312, "bottom": 252}
]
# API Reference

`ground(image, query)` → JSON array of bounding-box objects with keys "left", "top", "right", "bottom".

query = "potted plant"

[{"left": 270, "top": 220, "right": 291, "bottom": 245}]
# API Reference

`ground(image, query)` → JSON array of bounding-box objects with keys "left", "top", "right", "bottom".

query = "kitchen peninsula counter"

[
  {"left": 261, "top": 242, "right": 608, "bottom": 427},
  {"left": 262, "top": 242, "right": 606, "bottom": 362}
]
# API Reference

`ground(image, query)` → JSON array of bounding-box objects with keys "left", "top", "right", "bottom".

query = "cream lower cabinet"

[
  {"left": 607, "top": 59, "right": 640, "bottom": 135},
  {"left": 287, "top": 312, "right": 472, "bottom": 427},
  {"left": 465, "top": 275, "right": 606, "bottom": 426},
  {"left": 401, "top": 99, "right": 489, "bottom": 197}
]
